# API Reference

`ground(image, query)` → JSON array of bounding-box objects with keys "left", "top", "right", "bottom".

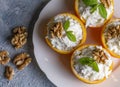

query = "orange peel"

[
  {"left": 75, "top": 0, "right": 114, "bottom": 28},
  {"left": 45, "top": 13, "right": 87, "bottom": 54},
  {"left": 71, "top": 44, "right": 113, "bottom": 84}
]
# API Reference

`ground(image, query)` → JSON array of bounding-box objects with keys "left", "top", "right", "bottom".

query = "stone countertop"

[{"left": 0, "top": 0, "right": 55, "bottom": 87}]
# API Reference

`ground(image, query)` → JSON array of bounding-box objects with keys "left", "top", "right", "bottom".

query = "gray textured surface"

[{"left": 0, "top": 0, "right": 56, "bottom": 87}]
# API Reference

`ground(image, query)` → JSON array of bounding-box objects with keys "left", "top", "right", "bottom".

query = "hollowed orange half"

[
  {"left": 45, "top": 13, "right": 87, "bottom": 54},
  {"left": 75, "top": 0, "right": 114, "bottom": 28},
  {"left": 71, "top": 44, "right": 113, "bottom": 84},
  {"left": 101, "top": 19, "right": 120, "bottom": 58}
]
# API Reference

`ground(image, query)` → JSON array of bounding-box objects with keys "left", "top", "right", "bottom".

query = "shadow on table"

[{"left": 27, "top": 0, "right": 56, "bottom": 87}]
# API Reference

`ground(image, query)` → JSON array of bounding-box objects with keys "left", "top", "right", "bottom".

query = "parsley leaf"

[
  {"left": 79, "top": 57, "right": 99, "bottom": 72},
  {"left": 66, "top": 31, "right": 76, "bottom": 42},
  {"left": 63, "top": 20, "right": 76, "bottom": 42},
  {"left": 98, "top": 3, "right": 107, "bottom": 19},
  {"left": 64, "top": 20, "right": 70, "bottom": 31}
]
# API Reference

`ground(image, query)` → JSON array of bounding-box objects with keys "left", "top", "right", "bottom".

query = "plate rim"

[
  {"left": 32, "top": 0, "right": 120, "bottom": 87},
  {"left": 32, "top": 0, "right": 58, "bottom": 87}
]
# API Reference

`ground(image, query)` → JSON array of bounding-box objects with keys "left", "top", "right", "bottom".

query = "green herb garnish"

[
  {"left": 98, "top": 3, "right": 107, "bottom": 19},
  {"left": 83, "top": 0, "right": 107, "bottom": 19},
  {"left": 66, "top": 31, "right": 76, "bottom": 42},
  {"left": 64, "top": 20, "right": 70, "bottom": 31},
  {"left": 64, "top": 20, "right": 76, "bottom": 42},
  {"left": 79, "top": 57, "right": 99, "bottom": 72}
]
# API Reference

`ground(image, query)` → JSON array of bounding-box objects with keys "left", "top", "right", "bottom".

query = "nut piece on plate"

[
  {"left": 0, "top": 51, "right": 10, "bottom": 65},
  {"left": 100, "top": 0, "right": 111, "bottom": 8},
  {"left": 5, "top": 66, "right": 15, "bottom": 80},
  {"left": 11, "top": 26, "right": 28, "bottom": 49},
  {"left": 13, "top": 53, "right": 32, "bottom": 70},
  {"left": 92, "top": 47, "right": 108, "bottom": 64},
  {"left": 50, "top": 22, "right": 63, "bottom": 38},
  {"left": 104, "top": 25, "right": 120, "bottom": 41}
]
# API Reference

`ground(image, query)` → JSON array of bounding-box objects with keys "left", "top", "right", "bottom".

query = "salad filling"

[
  {"left": 78, "top": 0, "right": 113, "bottom": 27},
  {"left": 46, "top": 14, "right": 83, "bottom": 51},
  {"left": 72, "top": 45, "right": 112, "bottom": 81}
]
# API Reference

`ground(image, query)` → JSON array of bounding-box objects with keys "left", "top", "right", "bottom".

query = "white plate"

[{"left": 33, "top": 0, "right": 120, "bottom": 87}]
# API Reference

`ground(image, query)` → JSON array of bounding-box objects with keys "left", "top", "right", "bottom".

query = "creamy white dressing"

[
  {"left": 105, "top": 20, "right": 120, "bottom": 55},
  {"left": 78, "top": 0, "right": 113, "bottom": 27},
  {"left": 46, "top": 15, "right": 83, "bottom": 51},
  {"left": 73, "top": 46, "right": 112, "bottom": 81}
]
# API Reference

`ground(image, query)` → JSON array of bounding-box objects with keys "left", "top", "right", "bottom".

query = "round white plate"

[{"left": 33, "top": 0, "right": 120, "bottom": 87}]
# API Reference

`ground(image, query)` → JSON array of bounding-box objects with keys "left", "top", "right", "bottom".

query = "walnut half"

[
  {"left": 0, "top": 51, "right": 10, "bottom": 65},
  {"left": 11, "top": 26, "right": 28, "bottom": 49},
  {"left": 13, "top": 53, "right": 32, "bottom": 70},
  {"left": 101, "top": 0, "right": 111, "bottom": 8},
  {"left": 104, "top": 25, "right": 120, "bottom": 41},
  {"left": 92, "top": 48, "right": 108, "bottom": 64},
  {"left": 4, "top": 66, "right": 15, "bottom": 80},
  {"left": 49, "top": 22, "right": 63, "bottom": 38},
  {"left": 13, "top": 26, "right": 27, "bottom": 34}
]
